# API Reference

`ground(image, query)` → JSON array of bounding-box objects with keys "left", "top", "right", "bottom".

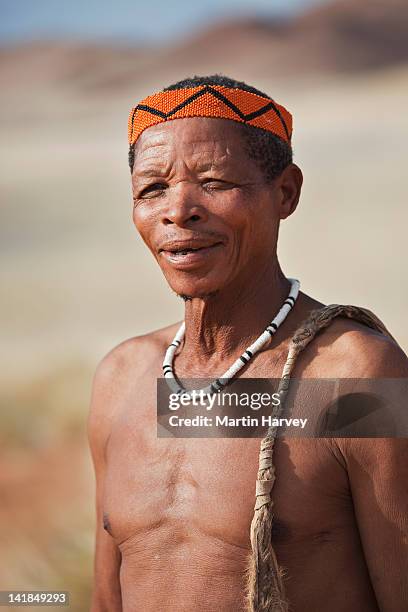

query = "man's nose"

[{"left": 162, "top": 184, "right": 208, "bottom": 226}]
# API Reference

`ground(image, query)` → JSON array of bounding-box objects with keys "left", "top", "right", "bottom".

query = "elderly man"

[{"left": 88, "top": 75, "right": 408, "bottom": 612}]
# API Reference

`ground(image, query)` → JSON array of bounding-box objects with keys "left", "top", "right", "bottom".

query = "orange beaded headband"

[{"left": 128, "top": 85, "right": 292, "bottom": 146}]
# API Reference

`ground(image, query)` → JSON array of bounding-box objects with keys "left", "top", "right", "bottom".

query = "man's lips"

[{"left": 158, "top": 240, "right": 224, "bottom": 267}]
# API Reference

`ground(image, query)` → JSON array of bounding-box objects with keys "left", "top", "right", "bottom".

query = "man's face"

[{"left": 131, "top": 117, "right": 298, "bottom": 298}]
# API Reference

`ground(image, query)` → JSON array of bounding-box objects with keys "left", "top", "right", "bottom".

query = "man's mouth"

[
  {"left": 168, "top": 246, "right": 208, "bottom": 256},
  {"left": 158, "top": 241, "right": 223, "bottom": 267}
]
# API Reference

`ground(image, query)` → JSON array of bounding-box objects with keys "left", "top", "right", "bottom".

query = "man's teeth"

[{"left": 172, "top": 247, "right": 201, "bottom": 255}]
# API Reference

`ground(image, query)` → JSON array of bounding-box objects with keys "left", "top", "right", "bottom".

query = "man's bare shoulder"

[
  {"left": 305, "top": 313, "right": 408, "bottom": 378},
  {"left": 87, "top": 321, "right": 181, "bottom": 445},
  {"left": 95, "top": 321, "right": 181, "bottom": 378}
]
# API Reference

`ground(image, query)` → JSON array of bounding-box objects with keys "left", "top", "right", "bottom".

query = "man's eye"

[
  {"left": 202, "top": 179, "right": 235, "bottom": 190},
  {"left": 140, "top": 183, "right": 167, "bottom": 198}
]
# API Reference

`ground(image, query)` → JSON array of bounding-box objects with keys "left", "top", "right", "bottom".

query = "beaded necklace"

[{"left": 162, "top": 278, "right": 300, "bottom": 398}]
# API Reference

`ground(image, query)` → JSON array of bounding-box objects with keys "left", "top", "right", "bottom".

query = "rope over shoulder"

[{"left": 247, "top": 303, "right": 395, "bottom": 612}]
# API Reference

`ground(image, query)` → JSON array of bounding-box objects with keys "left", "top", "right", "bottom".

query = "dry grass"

[{"left": 0, "top": 363, "right": 95, "bottom": 611}]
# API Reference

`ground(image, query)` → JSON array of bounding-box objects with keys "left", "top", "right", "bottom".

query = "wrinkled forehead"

[{"left": 132, "top": 116, "right": 250, "bottom": 172}]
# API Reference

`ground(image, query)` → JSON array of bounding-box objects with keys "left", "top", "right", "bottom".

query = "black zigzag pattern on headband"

[{"left": 133, "top": 85, "right": 290, "bottom": 141}]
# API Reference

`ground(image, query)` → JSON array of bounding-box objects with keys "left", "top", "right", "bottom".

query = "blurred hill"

[{"left": 1, "top": 0, "right": 408, "bottom": 103}]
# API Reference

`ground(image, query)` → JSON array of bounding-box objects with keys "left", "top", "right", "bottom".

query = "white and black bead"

[{"left": 162, "top": 278, "right": 300, "bottom": 398}]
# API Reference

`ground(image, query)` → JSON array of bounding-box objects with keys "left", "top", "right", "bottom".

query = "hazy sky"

[{"left": 1, "top": 0, "right": 330, "bottom": 44}]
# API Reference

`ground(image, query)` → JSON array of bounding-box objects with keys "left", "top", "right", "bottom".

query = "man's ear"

[{"left": 276, "top": 163, "right": 303, "bottom": 220}]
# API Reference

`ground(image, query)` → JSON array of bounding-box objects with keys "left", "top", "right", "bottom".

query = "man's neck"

[{"left": 180, "top": 260, "right": 291, "bottom": 368}]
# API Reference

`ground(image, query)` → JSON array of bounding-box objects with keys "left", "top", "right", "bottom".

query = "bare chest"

[{"left": 103, "top": 386, "right": 352, "bottom": 553}]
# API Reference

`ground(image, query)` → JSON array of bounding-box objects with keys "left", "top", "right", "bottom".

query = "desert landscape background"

[{"left": 1, "top": 0, "right": 408, "bottom": 609}]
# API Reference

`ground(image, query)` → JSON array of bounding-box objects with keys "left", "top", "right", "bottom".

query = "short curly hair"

[{"left": 128, "top": 74, "right": 293, "bottom": 182}]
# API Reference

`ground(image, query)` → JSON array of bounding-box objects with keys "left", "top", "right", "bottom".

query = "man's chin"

[
  {"left": 165, "top": 273, "right": 223, "bottom": 301},
  {"left": 177, "top": 290, "right": 219, "bottom": 301}
]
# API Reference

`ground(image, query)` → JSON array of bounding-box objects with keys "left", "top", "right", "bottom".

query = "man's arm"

[
  {"left": 344, "top": 437, "right": 408, "bottom": 611},
  {"left": 87, "top": 353, "right": 123, "bottom": 612},
  {"left": 340, "top": 338, "right": 408, "bottom": 611}
]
